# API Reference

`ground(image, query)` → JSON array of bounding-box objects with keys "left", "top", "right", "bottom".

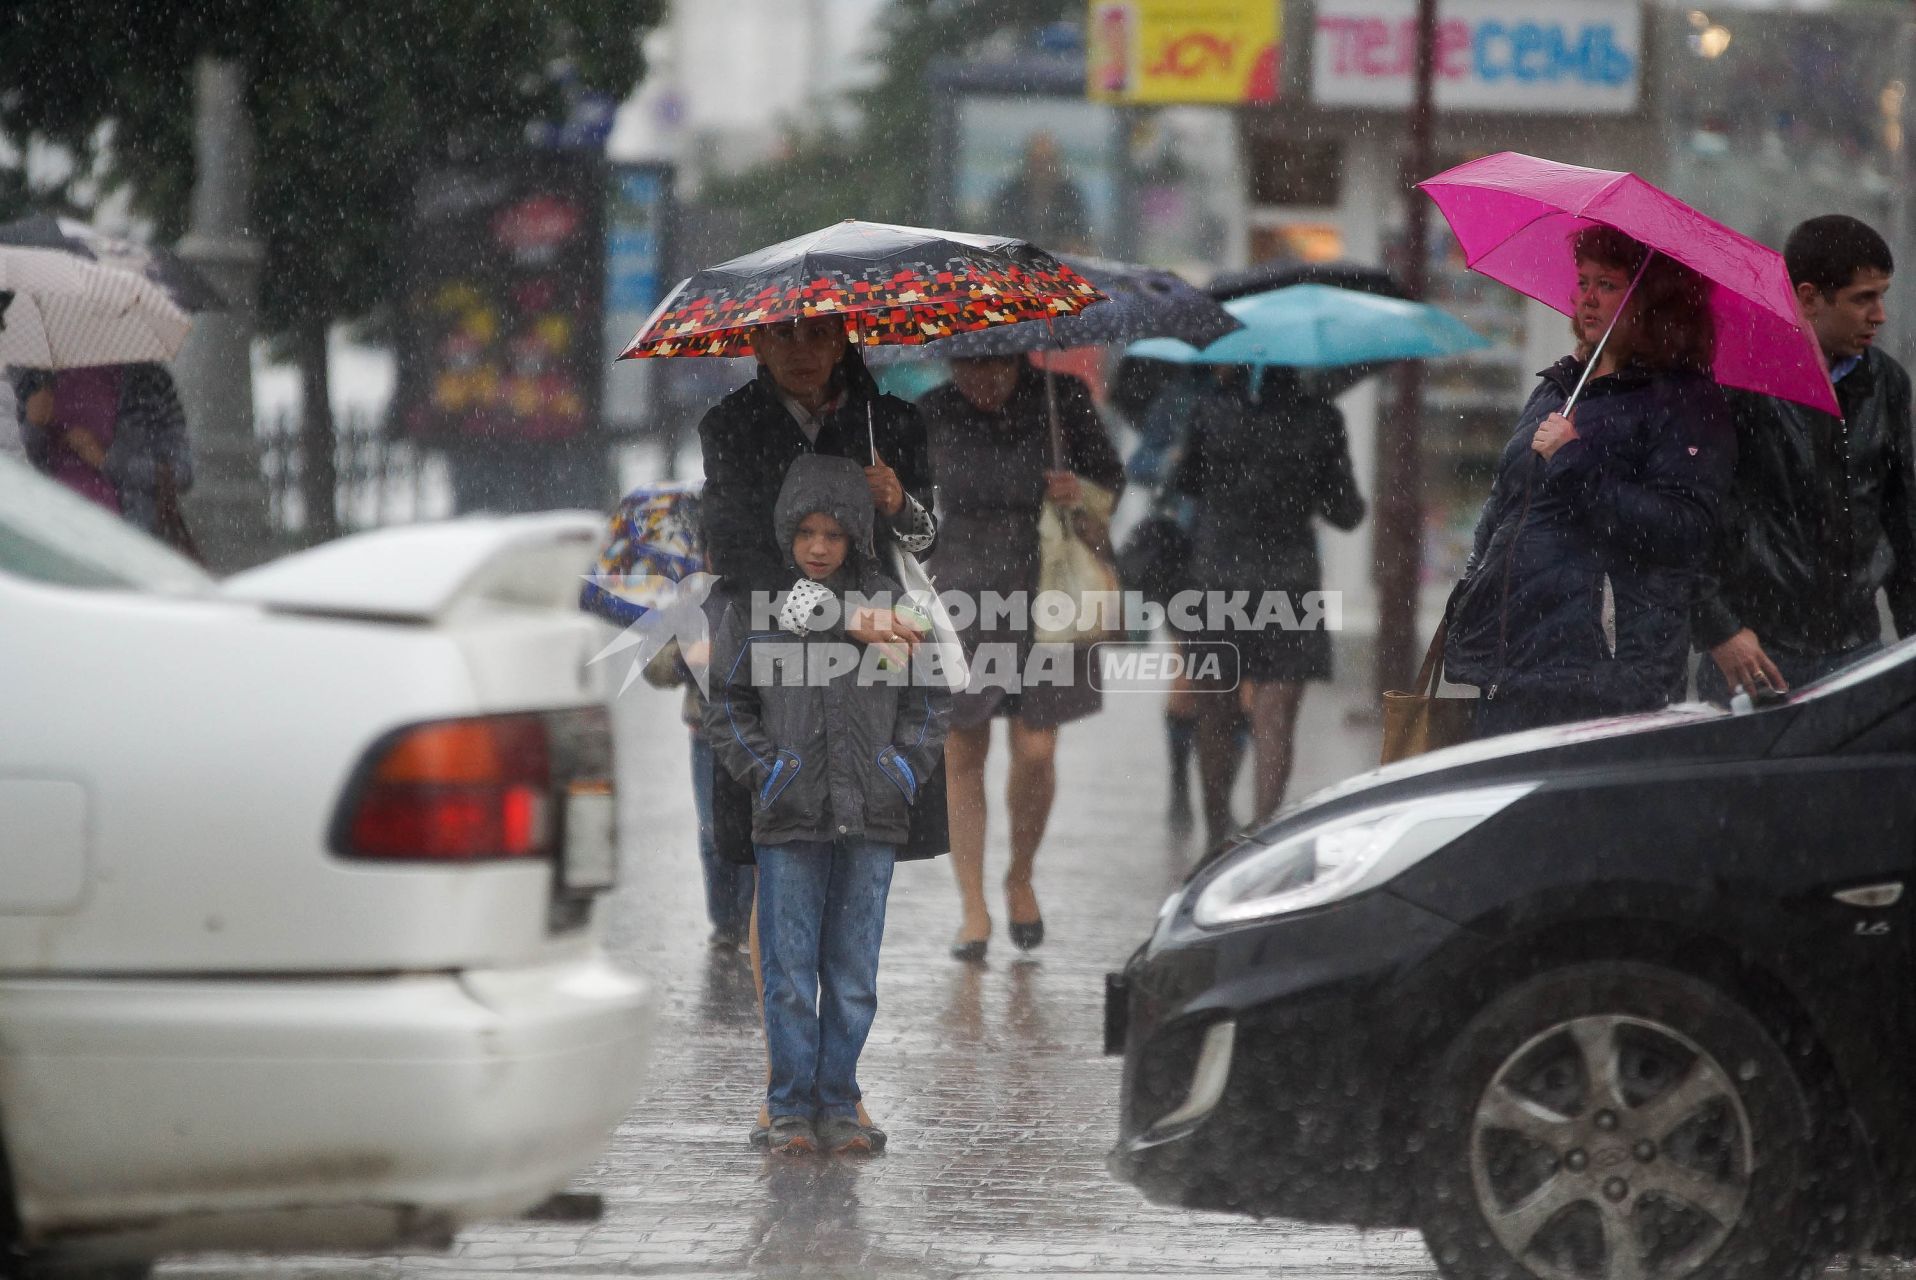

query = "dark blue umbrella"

[{"left": 867, "top": 254, "right": 1240, "bottom": 362}]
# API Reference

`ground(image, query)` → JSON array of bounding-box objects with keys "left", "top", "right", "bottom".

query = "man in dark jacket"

[{"left": 1694, "top": 216, "right": 1916, "bottom": 699}]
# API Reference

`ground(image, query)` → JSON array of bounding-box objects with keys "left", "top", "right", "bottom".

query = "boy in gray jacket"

[{"left": 705, "top": 454, "right": 950, "bottom": 1155}]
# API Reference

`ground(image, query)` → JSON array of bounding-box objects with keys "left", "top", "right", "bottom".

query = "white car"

[{"left": 0, "top": 458, "right": 656, "bottom": 1274}]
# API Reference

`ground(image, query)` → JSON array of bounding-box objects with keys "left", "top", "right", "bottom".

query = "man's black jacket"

[
  {"left": 1693, "top": 347, "right": 1916, "bottom": 656},
  {"left": 697, "top": 347, "right": 934, "bottom": 608}
]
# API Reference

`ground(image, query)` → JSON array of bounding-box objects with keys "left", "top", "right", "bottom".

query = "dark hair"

[
  {"left": 1570, "top": 226, "right": 1716, "bottom": 374},
  {"left": 1785, "top": 215, "right": 1894, "bottom": 298}
]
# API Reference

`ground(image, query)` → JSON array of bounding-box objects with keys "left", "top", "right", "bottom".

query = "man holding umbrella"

[{"left": 1693, "top": 215, "right": 1916, "bottom": 700}]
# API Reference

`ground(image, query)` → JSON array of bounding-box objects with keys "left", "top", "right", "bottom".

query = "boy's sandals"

[
  {"left": 759, "top": 1115, "right": 815, "bottom": 1155},
  {"left": 816, "top": 1114, "right": 887, "bottom": 1155}
]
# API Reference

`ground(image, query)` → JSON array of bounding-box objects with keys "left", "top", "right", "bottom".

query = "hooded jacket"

[
  {"left": 698, "top": 345, "right": 934, "bottom": 611},
  {"left": 1691, "top": 347, "right": 1916, "bottom": 656},
  {"left": 1446, "top": 357, "right": 1735, "bottom": 712},
  {"left": 703, "top": 454, "right": 951, "bottom": 849}
]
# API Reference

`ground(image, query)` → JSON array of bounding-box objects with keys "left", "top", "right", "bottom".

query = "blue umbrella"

[{"left": 1127, "top": 283, "right": 1488, "bottom": 368}]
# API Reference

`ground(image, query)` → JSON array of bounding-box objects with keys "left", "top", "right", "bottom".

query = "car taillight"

[{"left": 336, "top": 714, "right": 555, "bottom": 861}]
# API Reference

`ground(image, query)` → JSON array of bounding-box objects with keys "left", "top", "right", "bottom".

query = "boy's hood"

[{"left": 774, "top": 454, "right": 877, "bottom": 567}]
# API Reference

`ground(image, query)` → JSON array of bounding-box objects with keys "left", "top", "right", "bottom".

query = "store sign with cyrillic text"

[
  {"left": 1312, "top": 0, "right": 1641, "bottom": 113},
  {"left": 1087, "top": 0, "right": 1282, "bottom": 105}
]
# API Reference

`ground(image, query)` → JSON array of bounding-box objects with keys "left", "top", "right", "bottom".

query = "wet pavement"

[{"left": 160, "top": 660, "right": 1900, "bottom": 1278}]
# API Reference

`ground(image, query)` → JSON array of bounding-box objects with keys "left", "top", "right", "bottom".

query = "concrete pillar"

[{"left": 174, "top": 56, "right": 276, "bottom": 572}]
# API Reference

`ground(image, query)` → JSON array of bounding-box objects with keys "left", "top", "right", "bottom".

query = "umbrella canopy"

[
  {"left": 1419, "top": 151, "right": 1837, "bottom": 415},
  {"left": 618, "top": 219, "right": 1104, "bottom": 359},
  {"left": 579, "top": 480, "right": 705, "bottom": 627},
  {"left": 1127, "top": 284, "right": 1489, "bottom": 368},
  {"left": 867, "top": 253, "right": 1240, "bottom": 362},
  {"left": 1206, "top": 259, "right": 1405, "bottom": 304},
  {"left": 0, "top": 213, "right": 226, "bottom": 313},
  {"left": 0, "top": 246, "right": 193, "bottom": 369}
]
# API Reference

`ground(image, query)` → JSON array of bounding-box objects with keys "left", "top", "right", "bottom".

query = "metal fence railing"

[{"left": 256, "top": 409, "right": 454, "bottom": 538}]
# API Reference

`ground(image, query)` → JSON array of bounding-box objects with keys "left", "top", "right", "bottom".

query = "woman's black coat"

[
  {"left": 1445, "top": 357, "right": 1735, "bottom": 713},
  {"left": 1171, "top": 378, "right": 1366, "bottom": 594}
]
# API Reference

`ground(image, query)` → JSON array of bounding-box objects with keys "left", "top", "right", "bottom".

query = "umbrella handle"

[
  {"left": 1044, "top": 318, "right": 1064, "bottom": 471},
  {"left": 853, "top": 310, "right": 877, "bottom": 465},
  {"left": 1563, "top": 250, "right": 1654, "bottom": 417}
]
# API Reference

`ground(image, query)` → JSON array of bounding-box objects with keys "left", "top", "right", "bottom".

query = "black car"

[{"left": 1108, "top": 641, "right": 1916, "bottom": 1279}]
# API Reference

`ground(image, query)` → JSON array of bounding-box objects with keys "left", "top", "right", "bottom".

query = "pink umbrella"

[{"left": 1419, "top": 151, "right": 1838, "bottom": 416}]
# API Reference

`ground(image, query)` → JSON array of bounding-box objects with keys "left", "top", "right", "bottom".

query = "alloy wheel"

[{"left": 1467, "top": 1013, "right": 1753, "bottom": 1279}]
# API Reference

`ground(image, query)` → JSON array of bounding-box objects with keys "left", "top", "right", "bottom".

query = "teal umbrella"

[{"left": 1127, "top": 283, "right": 1489, "bottom": 368}]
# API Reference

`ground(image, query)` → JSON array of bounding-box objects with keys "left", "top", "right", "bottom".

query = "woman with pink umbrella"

[
  {"left": 1422, "top": 152, "right": 1836, "bottom": 737},
  {"left": 1441, "top": 226, "right": 1733, "bottom": 735}
]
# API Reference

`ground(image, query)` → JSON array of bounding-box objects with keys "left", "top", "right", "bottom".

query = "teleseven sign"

[{"left": 1312, "top": 0, "right": 1642, "bottom": 114}]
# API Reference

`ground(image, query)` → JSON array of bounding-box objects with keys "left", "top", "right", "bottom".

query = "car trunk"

[{"left": 0, "top": 514, "right": 628, "bottom": 974}]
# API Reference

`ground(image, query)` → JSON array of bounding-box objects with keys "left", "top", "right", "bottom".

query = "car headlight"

[{"left": 1191, "top": 783, "right": 1538, "bottom": 928}]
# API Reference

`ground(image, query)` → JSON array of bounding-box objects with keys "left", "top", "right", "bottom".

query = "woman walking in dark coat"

[
  {"left": 1445, "top": 227, "right": 1735, "bottom": 737},
  {"left": 920, "top": 355, "right": 1124, "bottom": 960},
  {"left": 1172, "top": 367, "right": 1365, "bottom": 845}
]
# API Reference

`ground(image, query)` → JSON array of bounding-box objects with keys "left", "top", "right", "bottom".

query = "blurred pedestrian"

[
  {"left": 583, "top": 480, "right": 755, "bottom": 949},
  {"left": 920, "top": 355, "right": 1124, "bottom": 959},
  {"left": 1117, "top": 362, "right": 1235, "bottom": 830},
  {"left": 1446, "top": 227, "right": 1734, "bottom": 737},
  {"left": 1694, "top": 215, "right": 1916, "bottom": 701},
  {"left": 704, "top": 455, "right": 950, "bottom": 1155},
  {"left": 12, "top": 362, "right": 194, "bottom": 547},
  {"left": 1171, "top": 366, "right": 1364, "bottom": 844},
  {"left": 989, "top": 133, "right": 1093, "bottom": 255}
]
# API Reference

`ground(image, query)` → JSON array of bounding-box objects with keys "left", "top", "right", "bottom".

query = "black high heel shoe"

[
  {"left": 1008, "top": 917, "right": 1045, "bottom": 951},
  {"left": 951, "top": 937, "right": 988, "bottom": 962}
]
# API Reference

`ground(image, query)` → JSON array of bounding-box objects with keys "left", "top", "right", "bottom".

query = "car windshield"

[
  {"left": 0, "top": 454, "right": 215, "bottom": 594},
  {"left": 1787, "top": 633, "right": 1916, "bottom": 701}
]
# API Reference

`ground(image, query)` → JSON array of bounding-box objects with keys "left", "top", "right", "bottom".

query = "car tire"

[{"left": 1416, "top": 961, "right": 1825, "bottom": 1280}]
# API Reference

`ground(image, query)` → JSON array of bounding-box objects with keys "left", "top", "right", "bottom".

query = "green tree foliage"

[
  {"left": 702, "top": 0, "right": 1078, "bottom": 249},
  {"left": 2, "top": 0, "right": 661, "bottom": 336},
  {"left": 3, "top": 0, "right": 660, "bottom": 539}
]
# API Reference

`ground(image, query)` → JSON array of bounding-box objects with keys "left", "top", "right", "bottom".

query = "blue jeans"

[
  {"left": 755, "top": 837, "right": 897, "bottom": 1121},
  {"left": 1694, "top": 640, "right": 1882, "bottom": 705},
  {"left": 691, "top": 733, "right": 754, "bottom": 939}
]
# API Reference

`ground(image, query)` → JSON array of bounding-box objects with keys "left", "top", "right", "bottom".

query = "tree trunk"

[{"left": 297, "top": 318, "right": 340, "bottom": 544}]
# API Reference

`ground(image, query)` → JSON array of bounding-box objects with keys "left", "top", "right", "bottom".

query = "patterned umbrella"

[
  {"left": 618, "top": 219, "right": 1104, "bottom": 359},
  {"left": 0, "top": 213, "right": 226, "bottom": 313},
  {"left": 0, "top": 246, "right": 192, "bottom": 369}
]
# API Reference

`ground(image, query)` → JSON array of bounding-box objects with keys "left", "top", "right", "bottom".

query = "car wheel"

[{"left": 1417, "top": 961, "right": 1823, "bottom": 1280}]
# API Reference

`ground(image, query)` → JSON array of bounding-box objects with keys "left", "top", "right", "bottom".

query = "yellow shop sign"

[{"left": 1088, "top": 0, "right": 1282, "bottom": 104}]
